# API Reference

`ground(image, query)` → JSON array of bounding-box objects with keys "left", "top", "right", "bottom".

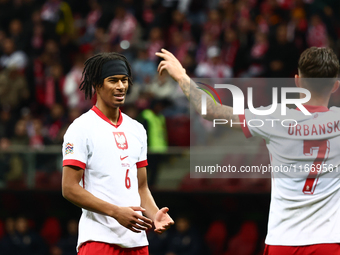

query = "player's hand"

[
  {"left": 154, "top": 207, "right": 174, "bottom": 234},
  {"left": 155, "top": 49, "right": 187, "bottom": 82},
  {"left": 114, "top": 206, "right": 153, "bottom": 233}
]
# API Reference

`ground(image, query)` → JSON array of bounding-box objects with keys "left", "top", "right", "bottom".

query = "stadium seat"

[
  {"left": 166, "top": 115, "right": 190, "bottom": 146},
  {"left": 40, "top": 217, "right": 62, "bottom": 247},
  {"left": 49, "top": 171, "right": 62, "bottom": 190},
  {"left": 0, "top": 219, "right": 4, "bottom": 239},
  {"left": 35, "top": 171, "right": 49, "bottom": 189},
  {"left": 205, "top": 220, "right": 228, "bottom": 255},
  {"left": 179, "top": 173, "right": 209, "bottom": 191},
  {"left": 224, "top": 221, "right": 259, "bottom": 255}
]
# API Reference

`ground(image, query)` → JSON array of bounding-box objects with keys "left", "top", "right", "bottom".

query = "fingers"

[
  {"left": 159, "top": 66, "right": 167, "bottom": 76},
  {"left": 135, "top": 217, "right": 152, "bottom": 229},
  {"left": 130, "top": 206, "right": 145, "bottom": 212},
  {"left": 161, "top": 48, "right": 175, "bottom": 57},
  {"left": 160, "top": 207, "right": 169, "bottom": 214},
  {"left": 157, "top": 61, "right": 166, "bottom": 73},
  {"left": 155, "top": 49, "right": 175, "bottom": 61},
  {"left": 126, "top": 217, "right": 152, "bottom": 233},
  {"left": 155, "top": 52, "right": 167, "bottom": 59}
]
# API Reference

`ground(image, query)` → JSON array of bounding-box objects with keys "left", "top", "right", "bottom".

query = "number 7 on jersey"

[{"left": 302, "top": 139, "right": 330, "bottom": 195}]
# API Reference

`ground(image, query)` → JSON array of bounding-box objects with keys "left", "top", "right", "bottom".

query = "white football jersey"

[
  {"left": 62, "top": 106, "right": 148, "bottom": 250},
  {"left": 240, "top": 104, "right": 340, "bottom": 246}
]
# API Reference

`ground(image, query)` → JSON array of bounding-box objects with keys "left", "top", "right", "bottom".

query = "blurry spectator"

[
  {"left": 0, "top": 67, "right": 29, "bottom": 110},
  {"left": 30, "top": 23, "right": 45, "bottom": 56},
  {"left": 0, "top": 216, "right": 47, "bottom": 255},
  {"left": 68, "top": 107, "right": 81, "bottom": 123},
  {"left": 56, "top": 219, "right": 78, "bottom": 255},
  {"left": 221, "top": 29, "right": 240, "bottom": 69},
  {"left": 63, "top": 55, "right": 92, "bottom": 111},
  {"left": 265, "top": 25, "right": 298, "bottom": 77},
  {"left": 169, "top": 30, "right": 193, "bottom": 63},
  {"left": 29, "top": 119, "right": 46, "bottom": 149},
  {"left": 168, "top": 10, "right": 191, "bottom": 44},
  {"left": 41, "top": 0, "right": 74, "bottom": 37},
  {"left": 8, "top": 19, "right": 26, "bottom": 51},
  {"left": 196, "top": 32, "right": 216, "bottom": 63},
  {"left": 181, "top": 53, "right": 196, "bottom": 77},
  {"left": 145, "top": 73, "right": 176, "bottom": 101},
  {"left": 242, "top": 31, "right": 269, "bottom": 77},
  {"left": 12, "top": 119, "right": 28, "bottom": 146},
  {"left": 203, "top": 9, "right": 223, "bottom": 41},
  {"left": 136, "top": 0, "right": 157, "bottom": 37},
  {"left": 0, "top": 107, "right": 15, "bottom": 138},
  {"left": 148, "top": 229, "right": 170, "bottom": 255},
  {"left": 45, "top": 103, "right": 67, "bottom": 144},
  {"left": 92, "top": 27, "right": 110, "bottom": 54},
  {"left": 132, "top": 48, "right": 157, "bottom": 85},
  {"left": 79, "top": 0, "right": 102, "bottom": 44},
  {"left": 45, "top": 64, "right": 66, "bottom": 109},
  {"left": 0, "top": 38, "right": 28, "bottom": 70},
  {"left": 6, "top": 119, "right": 29, "bottom": 182},
  {"left": 287, "top": 7, "right": 308, "bottom": 52},
  {"left": 138, "top": 99, "right": 168, "bottom": 187},
  {"left": 307, "top": 15, "right": 328, "bottom": 48},
  {"left": 195, "top": 46, "right": 233, "bottom": 78},
  {"left": 0, "top": 217, "right": 16, "bottom": 253},
  {"left": 147, "top": 27, "right": 164, "bottom": 61},
  {"left": 108, "top": 5, "right": 138, "bottom": 45},
  {"left": 165, "top": 216, "right": 201, "bottom": 255}
]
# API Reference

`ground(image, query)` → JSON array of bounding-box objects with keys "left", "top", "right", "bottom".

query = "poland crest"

[{"left": 113, "top": 132, "right": 128, "bottom": 150}]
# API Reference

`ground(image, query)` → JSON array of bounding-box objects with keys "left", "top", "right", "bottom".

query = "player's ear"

[
  {"left": 331, "top": 80, "right": 339, "bottom": 94},
  {"left": 294, "top": 74, "right": 301, "bottom": 88}
]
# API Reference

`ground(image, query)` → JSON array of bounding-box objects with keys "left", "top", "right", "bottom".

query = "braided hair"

[{"left": 79, "top": 52, "right": 133, "bottom": 99}]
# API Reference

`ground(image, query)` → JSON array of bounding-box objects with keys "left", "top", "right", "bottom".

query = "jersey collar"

[
  {"left": 91, "top": 105, "right": 123, "bottom": 128},
  {"left": 296, "top": 105, "right": 329, "bottom": 113}
]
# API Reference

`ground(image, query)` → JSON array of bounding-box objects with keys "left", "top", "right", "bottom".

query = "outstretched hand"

[
  {"left": 155, "top": 49, "right": 188, "bottom": 83},
  {"left": 154, "top": 207, "right": 174, "bottom": 234}
]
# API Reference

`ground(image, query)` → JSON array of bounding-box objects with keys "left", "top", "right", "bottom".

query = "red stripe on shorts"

[
  {"left": 264, "top": 243, "right": 340, "bottom": 255},
  {"left": 78, "top": 241, "right": 149, "bottom": 255}
]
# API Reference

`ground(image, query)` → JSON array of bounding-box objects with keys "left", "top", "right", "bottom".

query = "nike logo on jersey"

[{"left": 120, "top": 156, "right": 128, "bottom": 161}]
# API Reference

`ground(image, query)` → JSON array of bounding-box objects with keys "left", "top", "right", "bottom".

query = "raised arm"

[
  {"left": 155, "top": 49, "right": 241, "bottom": 129},
  {"left": 138, "top": 167, "right": 174, "bottom": 234},
  {"left": 62, "top": 165, "right": 153, "bottom": 233}
]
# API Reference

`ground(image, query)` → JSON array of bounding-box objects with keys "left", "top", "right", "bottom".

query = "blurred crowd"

[
  {"left": 1, "top": 0, "right": 340, "bottom": 185},
  {"left": 1, "top": 0, "right": 340, "bottom": 147},
  {"left": 0, "top": 216, "right": 78, "bottom": 255},
  {"left": 0, "top": 214, "right": 265, "bottom": 255}
]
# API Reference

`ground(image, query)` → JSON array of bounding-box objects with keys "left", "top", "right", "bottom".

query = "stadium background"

[{"left": 0, "top": 0, "right": 340, "bottom": 254}]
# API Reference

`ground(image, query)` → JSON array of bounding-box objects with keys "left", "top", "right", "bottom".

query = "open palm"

[{"left": 154, "top": 207, "right": 174, "bottom": 234}]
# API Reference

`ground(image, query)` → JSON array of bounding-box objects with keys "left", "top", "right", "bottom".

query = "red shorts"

[
  {"left": 264, "top": 243, "right": 340, "bottom": 255},
  {"left": 78, "top": 241, "right": 149, "bottom": 255}
]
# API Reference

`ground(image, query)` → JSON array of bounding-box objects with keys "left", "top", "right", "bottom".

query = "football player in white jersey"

[
  {"left": 62, "top": 52, "right": 174, "bottom": 255},
  {"left": 156, "top": 47, "right": 340, "bottom": 254}
]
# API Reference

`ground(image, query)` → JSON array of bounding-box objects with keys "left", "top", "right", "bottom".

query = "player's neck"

[
  {"left": 302, "top": 96, "right": 330, "bottom": 109},
  {"left": 95, "top": 101, "right": 120, "bottom": 125}
]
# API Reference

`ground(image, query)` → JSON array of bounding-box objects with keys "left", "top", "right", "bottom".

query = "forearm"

[
  {"left": 139, "top": 185, "right": 159, "bottom": 221},
  {"left": 63, "top": 184, "right": 119, "bottom": 217},
  {"left": 178, "top": 74, "right": 237, "bottom": 123}
]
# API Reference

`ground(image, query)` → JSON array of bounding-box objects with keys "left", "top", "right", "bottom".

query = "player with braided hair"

[{"left": 62, "top": 52, "right": 174, "bottom": 255}]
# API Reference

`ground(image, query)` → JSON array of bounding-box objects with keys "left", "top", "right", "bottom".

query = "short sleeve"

[
  {"left": 136, "top": 126, "right": 148, "bottom": 169},
  {"left": 62, "top": 121, "right": 88, "bottom": 169},
  {"left": 239, "top": 105, "right": 279, "bottom": 141}
]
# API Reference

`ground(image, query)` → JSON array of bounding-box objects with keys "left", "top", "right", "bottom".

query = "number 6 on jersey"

[{"left": 125, "top": 169, "right": 131, "bottom": 189}]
